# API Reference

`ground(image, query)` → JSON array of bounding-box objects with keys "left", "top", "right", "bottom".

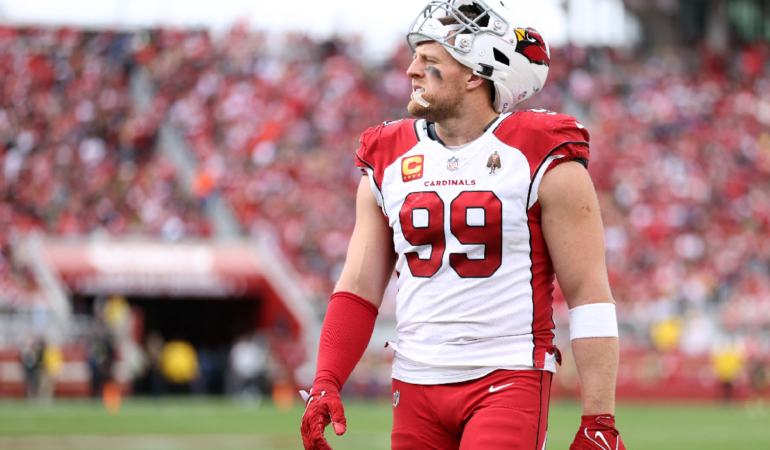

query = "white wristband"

[{"left": 568, "top": 303, "right": 618, "bottom": 341}]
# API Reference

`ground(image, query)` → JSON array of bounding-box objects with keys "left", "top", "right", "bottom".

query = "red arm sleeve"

[{"left": 313, "top": 291, "right": 379, "bottom": 392}]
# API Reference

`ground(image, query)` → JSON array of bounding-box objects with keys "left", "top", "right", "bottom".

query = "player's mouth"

[{"left": 411, "top": 86, "right": 429, "bottom": 107}]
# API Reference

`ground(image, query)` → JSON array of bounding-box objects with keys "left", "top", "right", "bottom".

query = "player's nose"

[{"left": 406, "top": 58, "right": 423, "bottom": 79}]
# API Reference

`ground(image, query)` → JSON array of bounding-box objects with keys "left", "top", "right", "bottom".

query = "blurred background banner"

[
  {"left": 0, "top": 0, "right": 640, "bottom": 56},
  {"left": 0, "top": 0, "right": 768, "bottom": 420}
]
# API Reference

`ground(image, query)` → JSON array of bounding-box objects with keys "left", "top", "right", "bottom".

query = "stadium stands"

[
  {"left": 1, "top": 24, "right": 768, "bottom": 399},
  {"left": 0, "top": 27, "right": 211, "bottom": 311},
  {"left": 554, "top": 45, "right": 770, "bottom": 346},
  {"left": 141, "top": 31, "right": 770, "bottom": 340},
  {"left": 138, "top": 27, "right": 416, "bottom": 298}
]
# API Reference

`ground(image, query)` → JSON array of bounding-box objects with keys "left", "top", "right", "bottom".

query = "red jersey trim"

[
  {"left": 527, "top": 200, "right": 556, "bottom": 369},
  {"left": 525, "top": 145, "right": 575, "bottom": 368},
  {"left": 546, "top": 142, "right": 590, "bottom": 172},
  {"left": 355, "top": 154, "right": 381, "bottom": 194}
]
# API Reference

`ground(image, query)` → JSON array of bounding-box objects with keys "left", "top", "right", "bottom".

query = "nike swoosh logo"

[
  {"left": 489, "top": 382, "right": 514, "bottom": 392},
  {"left": 595, "top": 431, "right": 612, "bottom": 449},
  {"left": 585, "top": 428, "right": 614, "bottom": 450},
  {"left": 575, "top": 121, "right": 585, "bottom": 129}
]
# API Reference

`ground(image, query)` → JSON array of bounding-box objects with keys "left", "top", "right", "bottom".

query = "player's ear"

[{"left": 466, "top": 72, "right": 486, "bottom": 92}]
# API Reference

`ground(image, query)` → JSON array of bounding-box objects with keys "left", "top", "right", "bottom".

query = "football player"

[{"left": 301, "top": 1, "right": 625, "bottom": 449}]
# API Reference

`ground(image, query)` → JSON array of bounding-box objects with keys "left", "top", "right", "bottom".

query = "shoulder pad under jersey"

[
  {"left": 355, "top": 119, "right": 419, "bottom": 188},
  {"left": 494, "top": 110, "right": 590, "bottom": 178}
]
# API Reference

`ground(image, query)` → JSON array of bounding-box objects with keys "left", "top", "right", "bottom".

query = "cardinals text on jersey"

[{"left": 355, "top": 110, "right": 590, "bottom": 383}]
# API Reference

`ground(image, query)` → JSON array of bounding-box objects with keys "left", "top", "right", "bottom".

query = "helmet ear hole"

[
  {"left": 489, "top": 80, "right": 496, "bottom": 105},
  {"left": 493, "top": 48, "right": 509, "bottom": 66}
]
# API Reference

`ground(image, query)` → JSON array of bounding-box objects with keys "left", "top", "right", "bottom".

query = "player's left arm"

[{"left": 539, "top": 160, "right": 625, "bottom": 449}]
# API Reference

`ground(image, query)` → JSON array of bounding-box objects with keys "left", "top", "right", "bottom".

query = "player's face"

[{"left": 406, "top": 41, "right": 468, "bottom": 123}]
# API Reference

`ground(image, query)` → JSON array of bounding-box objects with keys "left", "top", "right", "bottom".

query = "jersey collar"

[{"left": 416, "top": 113, "right": 512, "bottom": 146}]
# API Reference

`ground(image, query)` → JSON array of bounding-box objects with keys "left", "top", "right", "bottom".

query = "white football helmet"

[{"left": 407, "top": 0, "right": 550, "bottom": 113}]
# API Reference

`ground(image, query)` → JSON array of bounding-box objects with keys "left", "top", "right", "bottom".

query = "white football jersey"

[{"left": 355, "top": 111, "right": 590, "bottom": 384}]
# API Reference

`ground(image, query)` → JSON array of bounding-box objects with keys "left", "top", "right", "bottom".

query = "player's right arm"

[
  {"left": 334, "top": 176, "right": 397, "bottom": 305},
  {"left": 300, "top": 176, "right": 396, "bottom": 450}
]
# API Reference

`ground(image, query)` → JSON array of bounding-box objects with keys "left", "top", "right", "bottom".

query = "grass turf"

[{"left": 0, "top": 397, "right": 767, "bottom": 449}]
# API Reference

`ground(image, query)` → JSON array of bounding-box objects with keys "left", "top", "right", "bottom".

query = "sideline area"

[{"left": 0, "top": 398, "right": 767, "bottom": 450}]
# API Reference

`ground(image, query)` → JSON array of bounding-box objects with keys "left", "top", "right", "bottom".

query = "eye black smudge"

[{"left": 425, "top": 66, "right": 443, "bottom": 81}]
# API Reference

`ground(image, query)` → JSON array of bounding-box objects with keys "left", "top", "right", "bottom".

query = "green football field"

[{"left": 0, "top": 397, "right": 768, "bottom": 450}]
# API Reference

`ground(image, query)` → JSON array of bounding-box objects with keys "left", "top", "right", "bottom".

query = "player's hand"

[
  {"left": 299, "top": 385, "right": 347, "bottom": 450},
  {"left": 569, "top": 414, "right": 626, "bottom": 450}
]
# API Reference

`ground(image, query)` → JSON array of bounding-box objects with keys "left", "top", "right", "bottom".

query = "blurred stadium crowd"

[
  {"left": 139, "top": 26, "right": 411, "bottom": 295},
  {"left": 0, "top": 25, "right": 768, "bottom": 399},
  {"left": 0, "top": 28, "right": 211, "bottom": 309}
]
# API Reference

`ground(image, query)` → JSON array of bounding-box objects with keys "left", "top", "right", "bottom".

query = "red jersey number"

[
  {"left": 400, "top": 191, "right": 502, "bottom": 279},
  {"left": 450, "top": 191, "right": 503, "bottom": 278},
  {"left": 400, "top": 192, "right": 446, "bottom": 277}
]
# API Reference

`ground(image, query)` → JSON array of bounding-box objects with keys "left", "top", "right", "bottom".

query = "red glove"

[
  {"left": 570, "top": 415, "right": 626, "bottom": 450},
  {"left": 300, "top": 383, "right": 347, "bottom": 450},
  {"left": 298, "top": 292, "right": 378, "bottom": 450}
]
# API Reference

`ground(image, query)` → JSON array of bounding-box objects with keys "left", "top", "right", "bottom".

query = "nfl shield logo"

[
  {"left": 447, "top": 156, "right": 459, "bottom": 172},
  {"left": 393, "top": 390, "right": 400, "bottom": 407}
]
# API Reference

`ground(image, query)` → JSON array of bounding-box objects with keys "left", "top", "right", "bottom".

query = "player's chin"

[{"left": 407, "top": 101, "right": 429, "bottom": 118}]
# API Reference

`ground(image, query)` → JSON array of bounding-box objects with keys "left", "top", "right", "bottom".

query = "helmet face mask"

[
  {"left": 407, "top": 0, "right": 508, "bottom": 56},
  {"left": 406, "top": 0, "right": 550, "bottom": 113}
]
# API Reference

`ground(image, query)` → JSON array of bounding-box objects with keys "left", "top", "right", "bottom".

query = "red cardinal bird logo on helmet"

[{"left": 514, "top": 28, "right": 549, "bottom": 67}]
